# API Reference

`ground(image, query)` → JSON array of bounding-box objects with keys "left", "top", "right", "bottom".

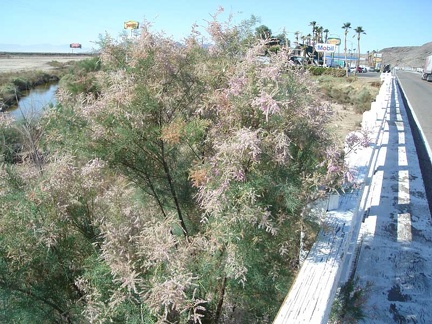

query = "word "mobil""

[{"left": 314, "top": 44, "right": 336, "bottom": 52}]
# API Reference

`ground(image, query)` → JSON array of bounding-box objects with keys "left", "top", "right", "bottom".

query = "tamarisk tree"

[{"left": 1, "top": 8, "right": 345, "bottom": 324}]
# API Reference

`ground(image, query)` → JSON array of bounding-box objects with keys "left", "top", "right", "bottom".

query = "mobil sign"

[{"left": 314, "top": 43, "right": 336, "bottom": 52}]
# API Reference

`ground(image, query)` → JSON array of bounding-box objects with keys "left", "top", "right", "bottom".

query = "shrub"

[
  {"left": 71, "top": 56, "right": 101, "bottom": 73},
  {"left": 315, "top": 75, "right": 379, "bottom": 115},
  {"left": 59, "top": 57, "right": 101, "bottom": 95},
  {"left": 306, "top": 67, "right": 347, "bottom": 77},
  {"left": 354, "top": 88, "right": 372, "bottom": 114},
  {"left": 11, "top": 77, "right": 31, "bottom": 90},
  {"left": 330, "top": 277, "right": 372, "bottom": 323},
  {"left": 4, "top": 9, "right": 345, "bottom": 323},
  {"left": 0, "top": 83, "right": 20, "bottom": 106}
]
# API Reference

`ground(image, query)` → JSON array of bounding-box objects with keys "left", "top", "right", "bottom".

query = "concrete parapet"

[{"left": 273, "top": 73, "right": 396, "bottom": 324}]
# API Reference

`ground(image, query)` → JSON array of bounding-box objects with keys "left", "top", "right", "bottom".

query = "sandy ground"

[
  {"left": 0, "top": 55, "right": 88, "bottom": 72},
  {"left": 330, "top": 102, "right": 362, "bottom": 140}
]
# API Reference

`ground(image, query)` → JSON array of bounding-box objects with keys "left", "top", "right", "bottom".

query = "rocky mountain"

[{"left": 380, "top": 42, "right": 432, "bottom": 69}]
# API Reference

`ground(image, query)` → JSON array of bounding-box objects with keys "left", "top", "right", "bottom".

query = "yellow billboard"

[
  {"left": 124, "top": 20, "right": 139, "bottom": 30},
  {"left": 327, "top": 38, "right": 341, "bottom": 46}
]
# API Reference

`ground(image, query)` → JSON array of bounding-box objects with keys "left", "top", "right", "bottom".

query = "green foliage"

[
  {"left": 0, "top": 164, "right": 91, "bottom": 322},
  {"left": 268, "top": 45, "right": 281, "bottom": 53},
  {"left": 11, "top": 77, "right": 31, "bottom": 90},
  {"left": 354, "top": 87, "right": 373, "bottom": 114},
  {"left": 330, "top": 277, "right": 372, "bottom": 323},
  {"left": 307, "top": 66, "right": 347, "bottom": 77},
  {"left": 316, "top": 75, "right": 380, "bottom": 114},
  {"left": 255, "top": 24, "right": 272, "bottom": 39},
  {"left": 0, "top": 82, "right": 20, "bottom": 105},
  {"left": 0, "top": 123, "right": 21, "bottom": 164},
  {"left": 71, "top": 56, "right": 101, "bottom": 73},
  {"left": 59, "top": 56, "right": 101, "bottom": 95},
  {"left": 0, "top": 9, "right": 345, "bottom": 324}
]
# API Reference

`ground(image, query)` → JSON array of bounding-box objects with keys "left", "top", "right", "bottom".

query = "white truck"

[{"left": 421, "top": 55, "right": 432, "bottom": 81}]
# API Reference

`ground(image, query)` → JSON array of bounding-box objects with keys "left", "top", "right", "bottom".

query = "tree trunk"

[
  {"left": 160, "top": 141, "right": 189, "bottom": 239},
  {"left": 214, "top": 275, "right": 227, "bottom": 324}
]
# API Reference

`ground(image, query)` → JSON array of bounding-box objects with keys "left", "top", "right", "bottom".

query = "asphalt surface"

[
  {"left": 396, "top": 71, "right": 432, "bottom": 214},
  {"left": 395, "top": 71, "right": 432, "bottom": 153}
]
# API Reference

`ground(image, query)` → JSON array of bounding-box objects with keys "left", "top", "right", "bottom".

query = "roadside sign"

[
  {"left": 327, "top": 38, "right": 341, "bottom": 46},
  {"left": 314, "top": 43, "right": 336, "bottom": 53},
  {"left": 124, "top": 20, "right": 139, "bottom": 30}
]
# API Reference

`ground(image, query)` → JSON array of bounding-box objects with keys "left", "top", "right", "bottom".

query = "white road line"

[
  {"left": 398, "top": 170, "right": 410, "bottom": 205},
  {"left": 397, "top": 213, "right": 412, "bottom": 242}
]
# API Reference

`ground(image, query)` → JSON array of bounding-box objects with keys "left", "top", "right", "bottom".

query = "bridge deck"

[{"left": 274, "top": 74, "right": 432, "bottom": 323}]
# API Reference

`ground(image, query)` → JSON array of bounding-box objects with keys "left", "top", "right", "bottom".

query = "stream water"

[{"left": 8, "top": 83, "right": 58, "bottom": 120}]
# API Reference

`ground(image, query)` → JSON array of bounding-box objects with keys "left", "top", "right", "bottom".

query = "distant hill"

[{"left": 380, "top": 42, "right": 432, "bottom": 68}]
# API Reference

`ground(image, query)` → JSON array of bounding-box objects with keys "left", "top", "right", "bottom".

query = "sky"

[{"left": 1, "top": 0, "right": 431, "bottom": 53}]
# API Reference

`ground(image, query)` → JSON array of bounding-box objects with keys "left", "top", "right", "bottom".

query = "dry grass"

[{"left": 315, "top": 75, "right": 381, "bottom": 141}]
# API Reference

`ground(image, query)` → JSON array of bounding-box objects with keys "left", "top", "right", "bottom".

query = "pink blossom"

[
  {"left": 252, "top": 91, "right": 280, "bottom": 121},
  {"left": 227, "top": 75, "right": 247, "bottom": 96},
  {"left": 260, "top": 65, "right": 280, "bottom": 81}
]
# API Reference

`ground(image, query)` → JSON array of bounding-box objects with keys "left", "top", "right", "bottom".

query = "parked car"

[
  {"left": 367, "top": 67, "right": 375, "bottom": 72},
  {"left": 289, "top": 55, "right": 303, "bottom": 65},
  {"left": 356, "top": 66, "right": 366, "bottom": 73}
]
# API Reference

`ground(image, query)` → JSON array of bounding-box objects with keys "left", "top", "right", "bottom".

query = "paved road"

[
  {"left": 396, "top": 70, "right": 432, "bottom": 227},
  {"left": 396, "top": 71, "right": 432, "bottom": 159}
]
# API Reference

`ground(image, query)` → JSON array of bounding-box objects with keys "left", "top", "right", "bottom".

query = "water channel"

[{"left": 7, "top": 83, "right": 58, "bottom": 120}]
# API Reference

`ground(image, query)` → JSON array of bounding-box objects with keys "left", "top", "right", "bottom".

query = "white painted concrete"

[{"left": 273, "top": 74, "right": 432, "bottom": 323}]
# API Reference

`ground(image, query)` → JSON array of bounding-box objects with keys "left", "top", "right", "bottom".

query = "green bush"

[
  {"left": 315, "top": 75, "right": 379, "bottom": 115},
  {"left": 330, "top": 277, "right": 372, "bottom": 323},
  {"left": 0, "top": 83, "right": 20, "bottom": 105},
  {"left": 354, "top": 88, "right": 373, "bottom": 114},
  {"left": 71, "top": 56, "right": 101, "bottom": 74},
  {"left": 307, "top": 66, "right": 347, "bottom": 77},
  {"left": 11, "top": 77, "right": 31, "bottom": 90},
  {"left": 59, "top": 57, "right": 101, "bottom": 96},
  {"left": 307, "top": 66, "right": 326, "bottom": 75}
]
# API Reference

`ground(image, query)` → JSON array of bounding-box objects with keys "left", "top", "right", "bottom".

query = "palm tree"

[
  {"left": 316, "top": 26, "right": 324, "bottom": 65},
  {"left": 295, "top": 31, "right": 300, "bottom": 44},
  {"left": 309, "top": 21, "right": 317, "bottom": 43},
  {"left": 300, "top": 35, "right": 307, "bottom": 59},
  {"left": 316, "top": 26, "right": 323, "bottom": 43},
  {"left": 342, "top": 22, "right": 351, "bottom": 76},
  {"left": 353, "top": 26, "right": 366, "bottom": 68},
  {"left": 372, "top": 49, "right": 377, "bottom": 67},
  {"left": 309, "top": 21, "right": 317, "bottom": 64},
  {"left": 323, "top": 29, "right": 329, "bottom": 43}
]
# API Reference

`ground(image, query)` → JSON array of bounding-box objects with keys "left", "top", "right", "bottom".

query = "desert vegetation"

[
  {"left": 0, "top": 59, "right": 76, "bottom": 111},
  {"left": 317, "top": 75, "right": 380, "bottom": 114},
  {"left": 0, "top": 11, "right": 375, "bottom": 324}
]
